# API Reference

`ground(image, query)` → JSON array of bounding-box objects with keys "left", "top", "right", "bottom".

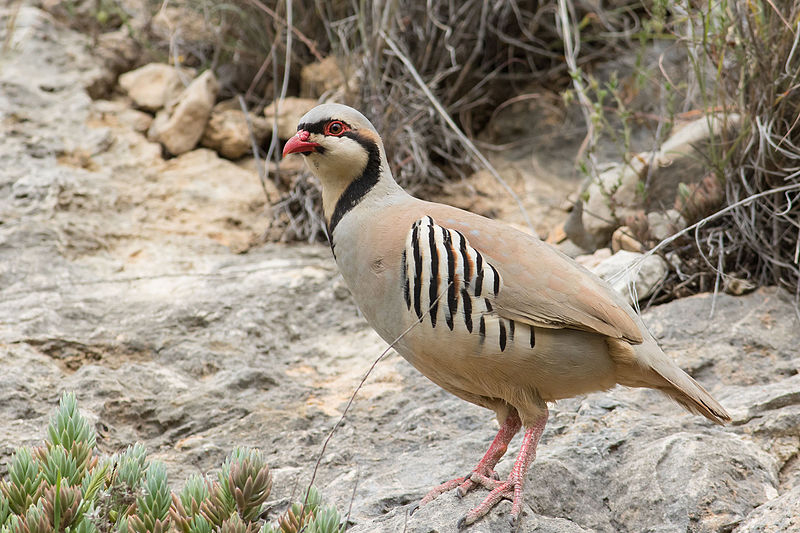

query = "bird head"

[
  {"left": 283, "top": 103, "right": 384, "bottom": 184},
  {"left": 283, "top": 103, "right": 389, "bottom": 225}
]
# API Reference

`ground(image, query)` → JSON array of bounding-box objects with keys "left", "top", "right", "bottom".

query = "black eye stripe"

[{"left": 297, "top": 119, "right": 353, "bottom": 135}]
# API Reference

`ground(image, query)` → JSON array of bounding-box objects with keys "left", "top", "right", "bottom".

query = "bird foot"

[
  {"left": 420, "top": 465, "right": 499, "bottom": 505},
  {"left": 420, "top": 476, "right": 466, "bottom": 505},
  {"left": 457, "top": 473, "right": 523, "bottom": 529}
]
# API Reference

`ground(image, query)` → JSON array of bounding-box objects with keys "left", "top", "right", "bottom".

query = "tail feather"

[
  {"left": 607, "top": 338, "right": 731, "bottom": 425},
  {"left": 651, "top": 361, "right": 731, "bottom": 425}
]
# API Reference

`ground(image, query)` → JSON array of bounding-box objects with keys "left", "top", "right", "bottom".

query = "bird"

[{"left": 282, "top": 103, "right": 730, "bottom": 529}]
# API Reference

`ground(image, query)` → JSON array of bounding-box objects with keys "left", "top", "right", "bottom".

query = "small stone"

[
  {"left": 333, "top": 278, "right": 351, "bottom": 301},
  {"left": 611, "top": 226, "right": 643, "bottom": 253},
  {"left": 119, "top": 63, "right": 193, "bottom": 112},
  {"left": 263, "top": 97, "right": 317, "bottom": 140},
  {"left": 300, "top": 57, "right": 346, "bottom": 98},
  {"left": 148, "top": 70, "right": 219, "bottom": 155},
  {"left": 200, "top": 102, "right": 270, "bottom": 160},
  {"left": 546, "top": 222, "right": 568, "bottom": 244},
  {"left": 646, "top": 209, "right": 686, "bottom": 242},
  {"left": 581, "top": 157, "right": 647, "bottom": 247},
  {"left": 118, "top": 108, "right": 153, "bottom": 133},
  {"left": 724, "top": 276, "right": 757, "bottom": 296},
  {"left": 590, "top": 250, "right": 668, "bottom": 304},
  {"left": 85, "top": 29, "right": 141, "bottom": 99}
]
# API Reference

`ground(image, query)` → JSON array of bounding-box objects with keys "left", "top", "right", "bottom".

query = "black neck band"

[{"left": 327, "top": 131, "right": 382, "bottom": 240}]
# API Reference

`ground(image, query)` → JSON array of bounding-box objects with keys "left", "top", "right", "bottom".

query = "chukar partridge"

[{"left": 283, "top": 103, "right": 730, "bottom": 528}]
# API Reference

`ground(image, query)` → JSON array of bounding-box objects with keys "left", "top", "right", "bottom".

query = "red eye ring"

[{"left": 324, "top": 120, "right": 349, "bottom": 136}]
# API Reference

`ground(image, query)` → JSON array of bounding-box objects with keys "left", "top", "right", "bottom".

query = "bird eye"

[{"left": 324, "top": 120, "right": 347, "bottom": 136}]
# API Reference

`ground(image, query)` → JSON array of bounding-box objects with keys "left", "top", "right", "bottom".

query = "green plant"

[
  {"left": 259, "top": 486, "right": 343, "bottom": 533},
  {"left": 0, "top": 393, "right": 343, "bottom": 533}
]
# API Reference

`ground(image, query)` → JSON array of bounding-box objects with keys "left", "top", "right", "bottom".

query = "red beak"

[{"left": 282, "top": 130, "right": 321, "bottom": 157}]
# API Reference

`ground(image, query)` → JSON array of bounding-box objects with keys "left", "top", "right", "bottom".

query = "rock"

[
  {"left": 263, "top": 97, "right": 317, "bottom": 140},
  {"left": 660, "top": 113, "right": 741, "bottom": 157},
  {"left": 300, "top": 57, "right": 346, "bottom": 98},
  {"left": 723, "top": 276, "right": 757, "bottom": 296},
  {"left": 119, "top": 62, "right": 193, "bottom": 112},
  {"left": 2, "top": 11, "right": 799, "bottom": 533},
  {"left": 575, "top": 247, "right": 612, "bottom": 269},
  {"left": 84, "top": 29, "right": 141, "bottom": 99},
  {"left": 150, "top": 5, "right": 216, "bottom": 43},
  {"left": 580, "top": 157, "right": 647, "bottom": 247},
  {"left": 646, "top": 208, "right": 686, "bottom": 242},
  {"left": 545, "top": 222, "right": 567, "bottom": 244},
  {"left": 736, "top": 486, "right": 800, "bottom": 532},
  {"left": 200, "top": 103, "right": 270, "bottom": 159},
  {"left": 148, "top": 70, "right": 219, "bottom": 155},
  {"left": 589, "top": 250, "right": 668, "bottom": 304},
  {"left": 611, "top": 226, "right": 643, "bottom": 253},
  {"left": 575, "top": 113, "right": 740, "bottom": 248}
]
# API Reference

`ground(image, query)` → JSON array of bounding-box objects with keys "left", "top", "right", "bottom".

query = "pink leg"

[
  {"left": 419, "top": 409, "right": 522, "bottom": 506},
  {"left": 457, "top": 409, "right": 548, "bottom": 529}
]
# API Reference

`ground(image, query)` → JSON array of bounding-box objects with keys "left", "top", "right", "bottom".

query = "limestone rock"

[
  {"left": 579, "top": 157, "right": 646, "bottom": 248},
  {"left": 575, "top": 113, "right": 740, "bottom": 248},
  {"left": 200, "top": 102, "right": 270, "bottom": 160},
  {"left": 300, "top": 57, "right": 346, "bottom": 98},
  {"left": 590, "top": 249, "right": 668, "bottom": 303},
  {"left": 263, "top": 97, "right": 317, "bottom": 140},
  {"left": 150, "top": 6, "right": 216, "bottom": 43},
  {"left": 611, "top": 226, "right": 643, "bottom": 253},
  {"left": 736, "top": 486, "right": 800, "bottom": 532},
  {"left": 646, "top": 209, "right": 686, "bottom": 242},
  {"left": 85, "top": 28, "right": 141, "bottom": 99},
  {"left": 148, "top": 70, "right": 219, "bottom": 155},
  {"left": 119, "top": 62, "right": 192, "bottom": 112},
  {"left": 2, "top": 10, "right": 799, "bottom": 533}
]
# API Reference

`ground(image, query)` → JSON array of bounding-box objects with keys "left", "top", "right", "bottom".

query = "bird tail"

[{"left": 608, "top": 338, "right": 731, "bottom": 425}]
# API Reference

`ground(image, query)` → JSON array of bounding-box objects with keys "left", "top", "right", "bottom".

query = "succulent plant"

[
  {"left": 1, "top": 448, "right": 43, "bottom": 516},
  {"left": 220, "top": 448, "right": 272, "bottom": 522},
  {"left": 125, "top": 462, "right": 170, "bottom": 533},
  {"left": 0, "top": 492, "right": 10, "bottom": 526},
  {"left": 13, "top": 502, "right": 49, "bottom": 533},
  {"left": 46, "top": 392, "right": 96, "bottom": 477},
  {"left": 1, "top": 393, "right": 343, "bottom": 533},
  {"left": 261, "top": 487, "right": 343, "bottom": 533},
  {"left": 40, "top": 478, "right": 82, "bottom": 530},
  {"left": 198, "top": 480, "right": 237, "bottom": 527},
  {"left": 170, "top": 474, "right": 212, "bottom": 533}
]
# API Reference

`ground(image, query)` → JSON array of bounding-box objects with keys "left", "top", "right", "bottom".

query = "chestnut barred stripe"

[
  {"left": 444, "top": 230, "right": 457, "bottom": 330},
  {"left": 411, "top": 223, "right": 423, "bottom": 319},
  {"left": 426, "top": 219, "right": 440, "bottom": 328}
]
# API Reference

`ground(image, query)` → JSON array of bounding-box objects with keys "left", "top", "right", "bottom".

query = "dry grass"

[
  {"left": 263, "top": 0, "right": 645, "bottom": 241},
  {"left": 653, "top": 2, "right": 800, "bottom": 307}
]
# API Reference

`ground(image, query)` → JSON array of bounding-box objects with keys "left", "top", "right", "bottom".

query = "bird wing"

[{"left": 419, "top": 209, "right": 644, "bottom": 344}]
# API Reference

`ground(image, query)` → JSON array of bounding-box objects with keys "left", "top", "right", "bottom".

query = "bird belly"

[{"left": 396, "top": 312, "right": 618, "bottom": 410}]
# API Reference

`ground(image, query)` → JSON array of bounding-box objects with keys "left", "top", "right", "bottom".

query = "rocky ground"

[{"left": 1, "top": 5, "right": 799, "bottom": 533}]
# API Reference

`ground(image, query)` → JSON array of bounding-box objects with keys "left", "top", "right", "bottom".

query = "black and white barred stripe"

[{"left": 401, "top": 216, "right": 536, "bottom": 352}]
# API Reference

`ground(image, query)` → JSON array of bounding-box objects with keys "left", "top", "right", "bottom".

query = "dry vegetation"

[
  {"left": 643, "top": 2, "right": 800, "bottom": 306},
  {"left": 44, "top": 0, "right": 800, "bottom": 305}
]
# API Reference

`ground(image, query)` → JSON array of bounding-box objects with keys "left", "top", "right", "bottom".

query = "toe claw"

[
  {"left": 508, "top": 513, "right": 518, "bottom": 529},
  {"left": 456, "top": 516, "right": 468, "bottom": 530},
  {"left": 409, "top": 503, "right": 420, "bottom": 516}
]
